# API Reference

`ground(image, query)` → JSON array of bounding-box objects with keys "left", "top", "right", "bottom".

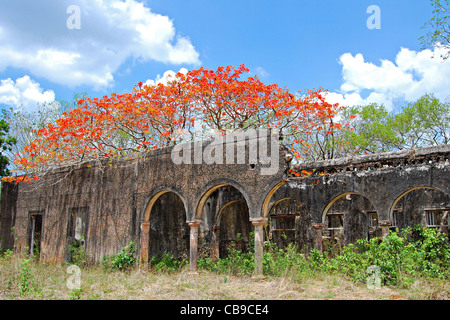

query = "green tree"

[
  {"left": 1, "top": 103, "right": 60, "bottom": 174},
  {"left": 342, "top": 103, "right": 400, "bottom": 154},
  {"left": 420, "top": 0, "right": 450, "bottom": 58},
  {"left": 0, "top": 118, "right": 17, "bottom": 176},
  {"left": 393, "top": 94, "right": 450, "bottom": 148},
  {"left": 341, "top": 95, "right": 449, "bottom": 155}
]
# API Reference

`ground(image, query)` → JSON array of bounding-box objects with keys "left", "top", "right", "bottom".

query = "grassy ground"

[{"left": 0, "top": 255, "right": 448, "bottom": 300}]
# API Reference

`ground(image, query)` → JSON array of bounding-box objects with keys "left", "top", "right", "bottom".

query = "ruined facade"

[{"left": 0, "top": 131, "right": 449, "bottom": 274}]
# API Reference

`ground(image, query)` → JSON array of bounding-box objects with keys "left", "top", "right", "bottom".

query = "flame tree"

[{"left": 5, "top": 65, "right": 349, "bottom": 182}]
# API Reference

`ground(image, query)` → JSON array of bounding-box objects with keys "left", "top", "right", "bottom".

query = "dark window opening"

[
  {"left": 425, "top": 209, "right": 449, "bottom": 228},
  {"left": 28, "top": 211, "right": 43, "bottom": 260},
  {"left": 66, "top": 207, "right": 89, "bottom": 263}
]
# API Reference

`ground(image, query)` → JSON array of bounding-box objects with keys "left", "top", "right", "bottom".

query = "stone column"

[
  {"left": 379, "top": 220, "right": 392, "bottom": 237},
  {"left": 312, "top": 223, "right": 324, "bottom": 253},
  {"left": 250, "top": 217, "right": 268, "bottom": 278},
  {"left": 139, "top": 221, "right": 150, "bottom": 268},
  {"left": 188, "top": 220, "right": 202, "bottom": 274},
  {"left": 211, "top": 225, "right": 220, "bottom": 262}
]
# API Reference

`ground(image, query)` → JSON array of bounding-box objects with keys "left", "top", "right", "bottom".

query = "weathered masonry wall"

[
  {"left": 277, "top": 145, "right": 450, "bottom": 251},
  {"left": 0, "top": 135, "right": 449, "bottom": 270},
  {"left": 0, "top": 132, "right": 286, "bottom": 263}
]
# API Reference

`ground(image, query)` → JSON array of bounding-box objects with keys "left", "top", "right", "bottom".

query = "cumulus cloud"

[
  {"left": 144, "top": 68, "right": 189, "bottom": 86},
  {"left": 0, "top": 0, "right": 200, "bottom": 89},
  {"left": 0, "top": 76, "right": 55, "bottom": 110},
  {"left": 325, "top": 46, "right": 450, "bottom": 110}
]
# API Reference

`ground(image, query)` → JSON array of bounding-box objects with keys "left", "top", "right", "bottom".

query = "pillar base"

[
  {"left": 250, "top": 217, "right": 268, "bottom": 277},
  {"left": 379, "top": 220, "right": 392, "bottom": 237},
  {"left": 188, "top": 219, "right": 202, "bottom": 274}
]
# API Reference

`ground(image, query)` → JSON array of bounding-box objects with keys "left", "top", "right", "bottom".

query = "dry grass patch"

[{"left": 0, "top": 254, "right": 448, "bottom": 300}]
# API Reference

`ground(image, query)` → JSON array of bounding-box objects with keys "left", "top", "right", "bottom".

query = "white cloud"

[
  {"left": 0, "top": 76, "right": 55, "bottom": 110},
  {"left": 144, "top": 68, "right": 188, "bottom": 86},
  {"left": 255, "top": 67, "right": 270, "bottom": 78},
  {"left": 325, "top": 46, "right": 450, "bottom": 110},
  {"left": 0, "top": 0, "right": 200, "bottom": 89}
]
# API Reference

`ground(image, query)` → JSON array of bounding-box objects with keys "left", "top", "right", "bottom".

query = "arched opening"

[
  {"left": 197, "top": 184, "right": 251, "bottom": 258},
  {"left": 268, "top": 198, "right": 301, "bottom": 249},
  {"left": 391, "top": 186, "right": 450, "bottom": 238},
  {"left": 322, "top": 193, "right": 379, "bottom": 248},
  {"left": 262, "top": 182, "right": 315, "bottom": 252},
  {"left": 262, "top": 180, "right": 287, "bottom": 218},
  {"left": 146, "top": 191, "right": 189, "bottom": 261}
]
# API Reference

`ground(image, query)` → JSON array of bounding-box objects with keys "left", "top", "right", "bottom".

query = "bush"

[
  {"left": 198, "top": 248, "right": 254, "bottom": 275},
  {"left": 0, "top": 249, "right": 13, "bottom": 261},
  {"left": 312, "top": 227, "right": 450, "bottom": 287},
  {"left": 67, "top": 239, "right": 86, "bottom": 266},
  {"left": 19, "top": 259, "right": 41, "bottom": 296},
  {"left": 150, "top": 253, "right": 186, "bottom": 272},
  {"left": 197, "top": 227, "right": 449, "bottom": 288},
  {"left": 263, "top": 242, "right": 304, "bottom": 276},
  {"left": 102, "top": 241, "right": 137, "bottom": 272}
]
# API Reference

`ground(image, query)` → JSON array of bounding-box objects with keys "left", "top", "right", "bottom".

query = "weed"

[
  {"left": 18, "top": 259, "right": 41, "bottom": 296},
  {"left": 102, "top": 241, "right": 138, "bottom": 272},
  {"left": 150, "top": 253, "right": 186, "bottom": 272},
  {"left": 69, "top": 288, "right": 83, "bottom": 300},
  {"left": 67, "top": 237, "right": 86, "bottom": 266}
]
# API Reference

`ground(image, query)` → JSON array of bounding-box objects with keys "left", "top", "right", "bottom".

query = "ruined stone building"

[{"left": 0, "top": 131, "right": 449, "bottom": 274}]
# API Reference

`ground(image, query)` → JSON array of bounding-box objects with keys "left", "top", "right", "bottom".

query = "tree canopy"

[
  {"left": 1, "top": 65, "right": 448, "bottom": 183},
  {"left": 4, "top": 65, "right": 344, "bottom": 182},
  {"left": 340, "top": 93, "right": 450, "bottom": 154},
  {"left": 0, "top": 118, "right": 17, "bottom": 177},
  {"left": 421, "top": 0, "right": 450, "bottom": 58}
]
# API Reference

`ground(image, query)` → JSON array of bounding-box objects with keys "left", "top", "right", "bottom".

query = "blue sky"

[{"left": 0, "top": 0, "right": 448, "bottom": 113}]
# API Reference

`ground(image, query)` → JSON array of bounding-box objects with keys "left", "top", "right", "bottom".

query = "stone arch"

[
  {"left": 194, "top": 179, "right": 253, "bottom": 220},
  {"left": 141, "top": 187, "right": 190, "bottom": 262},
  {"left": 216, "top": 200, "right": 243, "bottom": 226},
  {"left": 216, "top": 198, "right": 250, "bottom": 258},
  {"left": 322, "top": 192, "right": 357, "bottom": 222},
  {"left": 261, "top": 180, "right": 288, "bottom": 218},
  {"left": 389, "top": 186, "right": 450, "bottom": 231},
  {"left": 268, "top": 197, "right": 298, "bottom": 213},
  {"left": 195, "top": 180, "right": 253, "bottom": 259},
  {"left": 143, "top": 186, "right": 188, "bottom": 222},
  {"left": 321, "top": 192, "right": 379, "bottom": 245}
]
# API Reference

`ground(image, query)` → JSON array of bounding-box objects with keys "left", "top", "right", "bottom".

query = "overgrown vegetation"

[
  {"left": 66, "top": 238, "right": 86, "bottom": 267},
  {"left": 0, "top": 228, "right": 448, "bottom": 299},
  {"left": 101, "top": 241, "right": 138, "bottom": 272},
  {"left": 312, "top": 226, "right": 450, "bottom": 287},
  {"left": 196, "top": 226, "right": 449, "bottom": 289},
  {"left": 89, "top": 227, "right": 450, "bottom": 287}
]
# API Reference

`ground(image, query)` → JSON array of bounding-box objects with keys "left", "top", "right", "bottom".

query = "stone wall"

[
  {"left": 0, "top": 137, "right": 448, "bottom": 265},
  {"left": 0, "top": 131, "right": 287, "bottom": 263}
]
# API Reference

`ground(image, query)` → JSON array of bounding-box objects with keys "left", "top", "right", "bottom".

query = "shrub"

[
  {"left": 0, "top": 249, "right": 13, "bottom": 261},
  {"left": 316, "top": 227, "right": 450, "bottom": 287},
  {"left": 18, "top": 259, "right": 41, "bottom": 296},
  {"left": 263, "top": 242, "right": 304, "bottom": 276},
  {"left": 102, "top": 241, "right": 137, "bottom": 272},
  {"left": 67, "top": 238, "right": 86, "bottom": 266},
  {"left": 150, "top": 253, "right": 186, "bottom": 272}
]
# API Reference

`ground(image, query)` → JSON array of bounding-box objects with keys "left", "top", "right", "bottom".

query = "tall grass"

[
  {"left": 0, "top": 226, "right": 448, "bottom": 299},
  {"left": 197, "top": 226, "right": 449, "bottom": 288}
]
